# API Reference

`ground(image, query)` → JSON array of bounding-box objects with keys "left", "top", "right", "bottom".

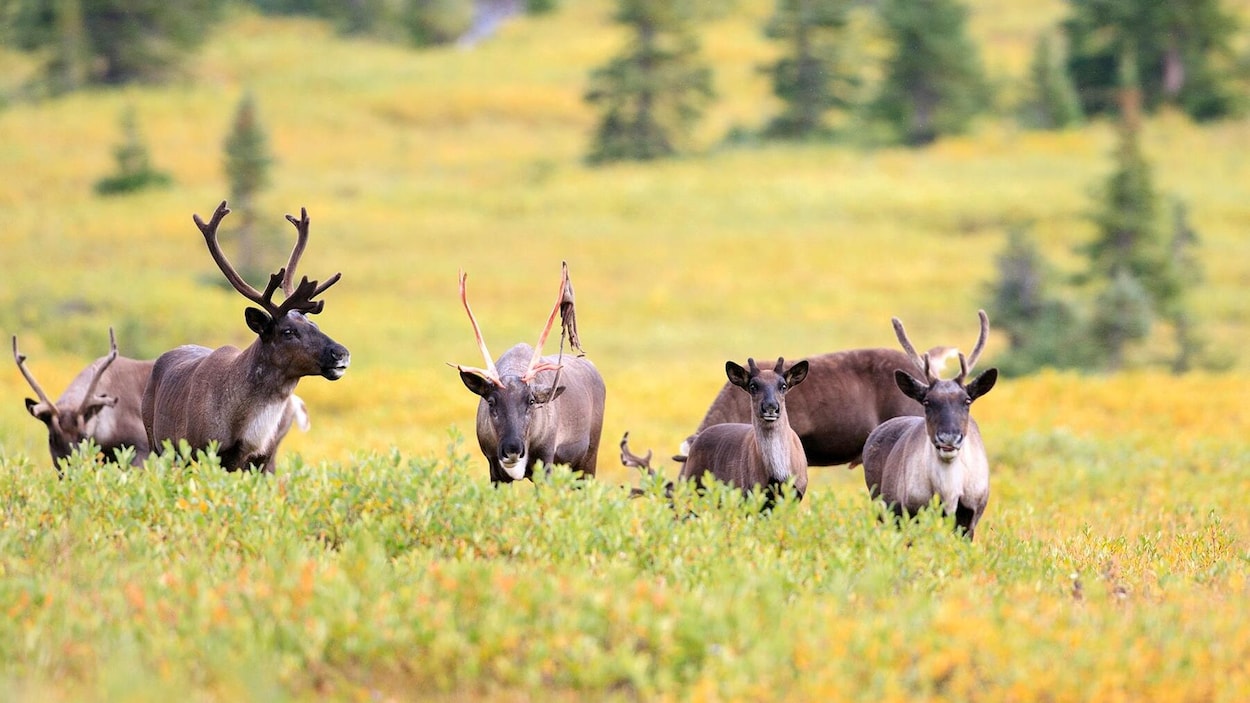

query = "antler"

[
  {"left": 77, "top": 327, "right": 120, "bottom": 414},
  {"left": 619, "top": 431, "right": 654, "bottom": 474},
  {"left": 521, "top": 262, "right": 575, "bottom": 383},
  {"left": 451, "top": 269, "right": 504, "bottom": 387},
  {"left": 281, "top": 207, "right": 342, "bottom": 307},
  {"left": 193, "top": 200, "right": 340, "bottom": 319},
  {"left": 954, "top": 310, "right": 991, "bottom": 384},
  {"left": 891, "top": 317, "right": 935, "bottom": 380},
  {"left": 13, "top": 335, "right": 56, "bottom": 412}
]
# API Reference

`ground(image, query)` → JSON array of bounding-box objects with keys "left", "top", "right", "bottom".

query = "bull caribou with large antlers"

[
  {"left": 141, "top": 201, "right": 350, "bottom": 473},
  {"left": 14, "top": 328, "right": 153, "bottom": 471},
  {"left": 452, "top": 262, "right": 606, "bottom": 484},
  {"left": 862, "top": 311, "right": 998, "bottom": 540}
]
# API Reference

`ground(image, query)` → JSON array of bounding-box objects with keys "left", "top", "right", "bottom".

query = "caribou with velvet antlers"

[
  {"left": 141, "top": 201, "right": 350, "bottom": 473},
  {"left": 452, "top": 262, "right": 606, "bottom": 484},
  {"left": 689, "top": 343, "right": 957, "bottom": 469},
  {"left": 679, "top": 357, "right": 810, "bottom": 507},
  {"left": 14, "top": 328, "right": 153, "bottom": 471},
  {"left": 861, "top": 311, "right": 998, "bottom": 540}
]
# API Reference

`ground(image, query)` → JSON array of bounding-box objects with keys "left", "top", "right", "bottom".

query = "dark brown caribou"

[
  {"left": 14, "top": 328, "right": 153, "bottom": 470},
  {"left": 141, "top": 201, "right": 350, "bottom": 473},
  {"left": 691, "top": 343, "right": 957, "bottom": 468},
  {"left": 452, "top": 262, "right": 606, "bottom": 484},
  {"left": 680, "top": 357, "right": 810, "bottom": 507},
  {"left": 862, "top": 311, "right": 998, "bottom": 540}
]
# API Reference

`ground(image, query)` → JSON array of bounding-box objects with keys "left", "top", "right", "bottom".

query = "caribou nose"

[
  {"left": 935, "top": 432, "right": 963, "bottom": 451},
  {"left": 321, "top": 344, "right": 351, "bottom": 380}
]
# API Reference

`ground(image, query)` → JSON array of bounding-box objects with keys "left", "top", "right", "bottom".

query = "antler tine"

[
  {"left": 954, "top": 352, "right": 970, "bottom": 385},
  {"left": 773, "top": 357, "right": 785, "bottom": 374},
  {"left": 965, "top": 310, "right": 990, "bottom": 373},
  {"left": 747, "top": 357, "right": 760, "bottom": 375},
  {"left": 12, "top": 335, "right": 56, "bottom": 411},
  {"left": 619, "top": 431, "right": 655, "bottom": 474},
  {"left": 456, "top": 270, "right": 502, "bottom": 386},
  {"left": 892, "top": 317, "right": 927, "bottom": 373},
  {"left": 193, "top": 200, "right": 271, "bottom": 307},
  {"left": 524, "top": 263, "right": 572, "bottom": 381},
  {"left": 77, "top": 327, "right": 120, "bottom": 415},
  {"left": 921, "top": 352, "right": 939, "bottom": 383},
  {"left": 282, "top": 208, "right": 311, "bottom": 297}
]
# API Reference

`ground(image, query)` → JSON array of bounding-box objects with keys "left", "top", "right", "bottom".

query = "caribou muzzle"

[
  {"left": 934, "top": 432, "right": 964, "bottom": 460},
  {"left": 321, "top": 344, "right": 351, "bottom": 380}
]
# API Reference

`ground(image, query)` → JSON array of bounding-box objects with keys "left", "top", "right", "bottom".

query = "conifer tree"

[
  {"left": 94, "top": 107, "right": 172, "bottom": 196},
  {"left": 761, "top": 0, "right": 855, "bottom": 139},
  {"left": 584, "top": 0, "right": 713, "bottom": 163},
  {"left": 869, "top": 0, "right": 989, "bottom": 145},
  {"left": 1023, "top": 32, "right": 1083, "bottom": 129},
  {"left": 223, "top": 92, "right": 274, "bottom": 279},
  {"left": 1062, "top": 0, "right": 1241, "bottom": 121},
  {"left": 11, "top": 0, "right": 226, "bottom": 91}
]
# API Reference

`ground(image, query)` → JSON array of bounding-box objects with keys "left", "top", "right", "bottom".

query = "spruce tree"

[
  {"left": 761, "top": 0, "right": 856, "bottom": 139},
  {"left": 223, "top": 92, "right": 274, "bottom": 279},
  {"left": 584, "top": 0, "right": 714, "bottom": 164},
  {"left": 94, "top": 107, "right": 173, "bottom": 196},
  {"left": 1023, "top": 32, "right": 1083, "bottom": 129},
  {"left": 869, "top": 0, "right": 989, "bottom": 146},
  {"left": 1063, "top": 0, "right": 1241, "bottom": 121},
  {"left": 11, "top": 0, "right": 226, "bottom": 90}
]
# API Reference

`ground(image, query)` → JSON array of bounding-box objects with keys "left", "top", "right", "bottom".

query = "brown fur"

[
  {"left": 16, "top": 332, "right": 153, "bottom": 470},
  {"left": 681, "top": 358, "right": 809, "bottom": 507},
  {"left": 695, "top": 348, "right": 933, "bottom": 467}
]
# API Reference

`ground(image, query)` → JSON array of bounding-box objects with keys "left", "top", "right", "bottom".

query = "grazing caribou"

[
  {"left": 862, "top": 311, "right": 998, "bottom": 540},
  {"left": 452, "top": 263, "right": 606, "bottom": 484},
  {"left": 679, "top": 357, "right": 810, "bottom": 507},
  {"left": 693, "top": 345, "right": 956, "bottom": 467},
  {"left": 141, "top": 201, "right": 350, "bottom": 473},
  {"left": 14, "top": 328, "right": 153, "bottom": 470}
]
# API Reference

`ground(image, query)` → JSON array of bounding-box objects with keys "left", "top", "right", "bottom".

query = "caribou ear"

[
  {"left": 25, "top": 398, "right": 53, "bottom": 424},
  {"left": 459, "top": 370, "right": 496, "bottom": 398},
  {"left": 725, "top": 361, "right": 750, "bottom": 389},
  {"left": 245, "top": 307, "right": 272, "bottom": 334},
  {"left": 81, "top": 394, "right": 118, "bottom": 422},
  {"left": 532, "top": 384, "right": 566, "bottom": 405},
  {"left": 785, "top": 360, "right": 809, "bottom": 388},
  {"left": 966, "top": 368, "right": 998, "bottom": 402},
  {"left": 894, "top": 369, "right": 929, "bottom": 404}
]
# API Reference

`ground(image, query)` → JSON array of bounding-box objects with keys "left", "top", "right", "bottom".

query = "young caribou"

[
  {"left": 861, "top": 311, "right": 998, "bottom": 540},
  {"left": 692, "top": 344, "right": 957, "bottom": 468},
  {"left": 14, "top": 328, "right": 153, "bottom": 470},
  {"left": 452, "top": 262, "right": 606, "bottom": 484},
  {"left": 679, "top": 357, "right": 810, "bottom": 507},
  {"left": 142, "top": 201, "right": 350, "bottom": 473}
]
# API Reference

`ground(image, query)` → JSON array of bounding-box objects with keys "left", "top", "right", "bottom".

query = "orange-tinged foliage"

[{"left": 2, "top": 1, "right": 1250, "bottom": 701}]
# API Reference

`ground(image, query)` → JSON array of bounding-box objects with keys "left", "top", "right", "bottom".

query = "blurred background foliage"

[{"left": 1, "top": 0, "right": 1248, "bottom": 468}]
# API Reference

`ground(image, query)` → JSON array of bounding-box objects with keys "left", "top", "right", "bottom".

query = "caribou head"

[
  {"left": 891, "top": 311, "right": 998, "bottom": 461},
  {"left": 194, "top": 201, "right": 350, "bottom": 382}
]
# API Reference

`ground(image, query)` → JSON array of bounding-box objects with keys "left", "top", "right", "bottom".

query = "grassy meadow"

[{"left": 1, "top": 0, "right": 1249, "bottom": 699}]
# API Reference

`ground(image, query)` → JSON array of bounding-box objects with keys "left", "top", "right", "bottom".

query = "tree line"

[{"left": 4, "top": 0, "right": 1241, "bottom": 376}]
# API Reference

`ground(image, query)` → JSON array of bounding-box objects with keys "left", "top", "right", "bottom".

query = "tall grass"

[{"left": 1, "top": 2, "right": 1249, "bottom": 698}]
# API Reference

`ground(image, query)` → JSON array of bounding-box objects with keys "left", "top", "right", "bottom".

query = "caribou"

[
  {"left": 141, "top": 201, "right": 350, "bottom": 473},
  {"left": 451, "top": 262, "right": 606, "bottom": 484},
  {"left": 678, "top": 357, "right": 810, "bottom": 507},
  {"left": 861, "top": 311, "right": 998, "bottom": 540},
  {"left": 692, "top": 344, "right": 957, "bottom": 468},
  {"left": 14, "top": 328, "right": 153, "bottom": 470}
]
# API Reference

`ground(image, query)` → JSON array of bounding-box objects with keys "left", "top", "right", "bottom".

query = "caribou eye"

[
  {"left": 779, "top": 382, "right": 788, "bottom": 391},
  {"left": 282, "top": 328, "right": 297, "bottom": 339},
  {"left": 528, "top": 396, "right": 537, "bottom": 406}
]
